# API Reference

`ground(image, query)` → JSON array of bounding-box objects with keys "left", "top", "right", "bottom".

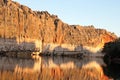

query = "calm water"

[{"left": 0, "top": 54, "right": 120, "bottom": 80}]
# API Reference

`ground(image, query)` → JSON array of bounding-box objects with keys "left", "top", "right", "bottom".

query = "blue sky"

[{"left": 13, "top": 0, "right": 120, "bottom": 36}]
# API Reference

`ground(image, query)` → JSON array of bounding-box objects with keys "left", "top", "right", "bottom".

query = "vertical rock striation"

[{"left": 0, "top": 0, "right": 117, "bottom": 54}]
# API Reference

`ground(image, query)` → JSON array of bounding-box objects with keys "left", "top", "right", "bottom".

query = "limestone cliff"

[{"left": 0, "top": 0, "right": 117, "bottom": 54}]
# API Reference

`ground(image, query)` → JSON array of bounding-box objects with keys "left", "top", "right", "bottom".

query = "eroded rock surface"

[{"left": 0, "top": 0, "right": 117, "bottom": 54}]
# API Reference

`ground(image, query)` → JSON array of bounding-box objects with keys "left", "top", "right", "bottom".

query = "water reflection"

[
  {"left": 103, "top": 63, "right": 120, "bottom": 80},
  {"left": 0, "top": 55, "right": 108, "bottom": 80}
]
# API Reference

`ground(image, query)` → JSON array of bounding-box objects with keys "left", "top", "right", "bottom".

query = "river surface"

[{"left": 0, "top": 54, "right": 120, "bottom": 80}]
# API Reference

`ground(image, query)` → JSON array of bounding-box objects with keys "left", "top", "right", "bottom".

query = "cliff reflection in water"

[{"left": 0, "top": 54, "right": 108, "bottom": 80}]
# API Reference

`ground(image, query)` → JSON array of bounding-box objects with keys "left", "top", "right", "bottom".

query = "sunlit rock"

[{"left": 0, "top": 0, "right": 117, "bottom": 55}]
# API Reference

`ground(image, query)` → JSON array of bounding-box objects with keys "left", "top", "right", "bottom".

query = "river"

[{"left": 0, "top": 53, "right": 120, "bottom": 80}]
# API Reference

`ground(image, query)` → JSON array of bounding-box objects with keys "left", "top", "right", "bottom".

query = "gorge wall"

[{"left": 0, "top": 0, "right": 117, "bottom": 54}]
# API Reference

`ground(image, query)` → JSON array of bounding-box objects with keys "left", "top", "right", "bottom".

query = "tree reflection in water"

[
  {"left": 0, "top": 54, "right": 110, "bottom": 80},
  {"left": 103, "top": 63, "right": 120, "bottom": 80}
]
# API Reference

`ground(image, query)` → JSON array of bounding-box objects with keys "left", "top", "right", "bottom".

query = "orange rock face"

[
  {"left": 102, "top": 34, "right": 116, "bottom": 44},
  {"left": 0, "top": 0, "right": 117, "bottom": 52}
]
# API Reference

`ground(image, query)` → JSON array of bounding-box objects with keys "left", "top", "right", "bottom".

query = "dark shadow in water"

[{"left": 103, "top": 63, "right": 120, "bottom": 80}]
